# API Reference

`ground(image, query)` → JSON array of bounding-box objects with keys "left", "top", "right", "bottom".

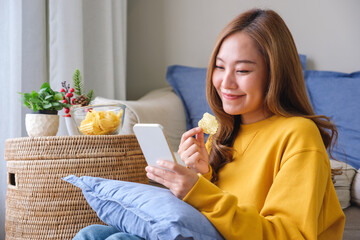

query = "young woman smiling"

[{"left": 147, "top": 8, "right": 345, "bottom": 240}]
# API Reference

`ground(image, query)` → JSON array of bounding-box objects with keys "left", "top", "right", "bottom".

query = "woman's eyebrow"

[{"left": 216, "top": 57, "right": 256, "bottom": 64}]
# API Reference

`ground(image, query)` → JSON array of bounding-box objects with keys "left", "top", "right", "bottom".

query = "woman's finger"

[
  {"left": 183, "top": 151, "right": 201, "bottom": 167},
  {"left": 180, "top": 127, "right": 203, "bottom": 144},
  {"left": 146, "top": 164, "right": 175, "bottom": 179},
  {"left": 181, "top": 144, "right": 201, "bottom": 164},
  {"left": 146, "top": 161, "right": 199, "bottom": 199},
  {"left": 145, "top": 164, "right": 177, "bottom": 189},
  {"left": 180, "top": 141, "right": 200, "bottom": 160},
  {"left": 178, "top": 136, "right": 198, "bottom": 153},
  {"left": 195, "top": 130, "right": 205, "bottom": 148},
  {"left": 145, "top": 161, "right": 189, "bottom": 181},
  {"left": 155, "top": 160, "right": 190, "bottom": 175},
  {"left": 146, "top": 171, "right": 172, "bottom": 189}
]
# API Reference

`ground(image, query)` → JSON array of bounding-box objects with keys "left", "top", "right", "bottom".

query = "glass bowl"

[{"left": 71, "top": 104, "right": 126, "bottom": 135}]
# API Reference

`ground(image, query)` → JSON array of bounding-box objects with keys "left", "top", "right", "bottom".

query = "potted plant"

[
  {"left": 19, "top": 82, "right": 70, "bottom": 137},
  {"left": 61, "top": 69, "right": 94, "bottom": 135}
]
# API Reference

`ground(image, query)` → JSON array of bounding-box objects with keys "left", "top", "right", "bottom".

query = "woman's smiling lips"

[{"left": 221, "top": 92, "right": 245, "bottom": 100}]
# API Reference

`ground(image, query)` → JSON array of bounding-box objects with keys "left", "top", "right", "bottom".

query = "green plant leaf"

[
  {"left": 54, "top": 103, "right": 64, "bottom": 110},
  {"left": 54, "top": 92, "right": 63, "bottom": 101},
  {"left": 64, "top": 103, "right": 72, "bottom": 108},
  {"left": 36, "top": 102, "right": 44, "bottom": 109},
  {"left": 45, "top": 95, "right": 53, "bottom": 100},
  {"left": 32, "top": 105, "right": 39, "bottom": 112},
  {"left": 73, "top": 69, "right": 84, "bottom": 96},
  {"left": 24, "top": 102, "right": 31, "bottom": 108},
  {"left": 39, "top": 88, "right": 47, "bottom": 94},
  {"left": 32, "top": 98, "right": 41, "bottom": 105},
  {"left": 19, "top": 82, "right": 69, "bottom": 112},
  {"left": 23, "top": 93, "right": 30, "bottom": 101},
  {"left": 86, "top": 90, "right": 94, "bottom": 103},
  {"left": 48, "top": 88, "right": 55, "bottom": 95},
  {"left": 43, "top": 103, "right": 52, "bottom": 109},
  {"left": 41, "top": 82, "right": 50, "bottom": 89},
  {"left": 31, "top": 91, "right": 38, "bottom": 98}
]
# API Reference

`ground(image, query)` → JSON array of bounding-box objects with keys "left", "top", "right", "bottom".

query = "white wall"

[{"left": 127, "top": 0, "right": 360, "bottom": 100}]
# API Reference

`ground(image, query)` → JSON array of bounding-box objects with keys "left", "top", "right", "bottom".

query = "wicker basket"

[{"left": 4, "top": 134, "right": 148, "bottom": 240}]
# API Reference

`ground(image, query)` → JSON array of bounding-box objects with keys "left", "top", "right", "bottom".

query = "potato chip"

[
  {"left": 198, "top": 112, "right": 218, "bottom": 135},
  {"left": 78, "top": 109, "right": 123, "bottom": 135},
  {"left": 78, "top": 121, "right": 94, "bottom": 135}
]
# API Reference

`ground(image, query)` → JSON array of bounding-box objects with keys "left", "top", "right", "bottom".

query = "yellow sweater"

[{"left": 183, "top": 115, "right": 345, "bottom": 240}]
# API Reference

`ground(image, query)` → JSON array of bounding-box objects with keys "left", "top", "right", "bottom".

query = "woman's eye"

[
  {"left": 215, "top": 65, "right": 224, "bottom": 70},
  {"left": 237, "top": 70, "right": 249, "bottom": 73}
]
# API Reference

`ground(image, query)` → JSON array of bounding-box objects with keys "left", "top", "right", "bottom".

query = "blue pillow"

[
  {"left": 305, "top": 70, "right": 360, "bottom": 169},
  {"left": 167, "top": 55, "right": 307, "bottom": 131},
  {"left": 63, "top": 175, "right": 224, "bottom": 240},
  {"left": 166, "top": 65, "right": 211, "bottom": 130},
  {"left": 299, "top": 54, "right": 307, "bottom": 70}
]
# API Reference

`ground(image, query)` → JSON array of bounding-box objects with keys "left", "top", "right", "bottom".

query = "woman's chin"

[{"left": 223, "top": 107, "right": 242, "bottom": 116}]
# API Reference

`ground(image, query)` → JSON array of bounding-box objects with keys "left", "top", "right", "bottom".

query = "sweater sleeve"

[{"left": 183, "top": 150, "right": 344, "bottom": 240}]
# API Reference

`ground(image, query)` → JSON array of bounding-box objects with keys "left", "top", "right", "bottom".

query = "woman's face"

[{"left": 212, "top": 31, "right": 269, "bottom": 124}]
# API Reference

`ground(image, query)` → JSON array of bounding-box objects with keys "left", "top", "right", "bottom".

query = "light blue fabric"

[
  {"left": 73, "top": 224, "right": 143, "bottom": 240},
  {"left": 305, "top": 70, "right": 360, "bottom": 169},
  {"left": 166, "top": 55, "right": 307, "bottom": 131},
  {"left": 63, "top": 175, "right": 224, "bottom": 240}
]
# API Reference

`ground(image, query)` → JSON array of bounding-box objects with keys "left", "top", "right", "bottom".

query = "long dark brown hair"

[{"left": 207, "top": 9, "right": 338, "bottom": 182}]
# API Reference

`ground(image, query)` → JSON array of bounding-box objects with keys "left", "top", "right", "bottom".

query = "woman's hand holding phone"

[{"left": 145, "top": 160, "right": 198, "bottom": 199}]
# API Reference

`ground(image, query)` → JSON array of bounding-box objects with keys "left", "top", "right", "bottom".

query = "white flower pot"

[{"left": 25, "top": 113, "right": 59, "bottom": 137}]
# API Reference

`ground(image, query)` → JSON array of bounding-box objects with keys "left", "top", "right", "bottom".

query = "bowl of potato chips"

[{"left": 71, "top": 104, "right": 125, "bottom": 135}]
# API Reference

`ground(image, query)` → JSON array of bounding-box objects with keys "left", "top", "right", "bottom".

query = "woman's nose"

[{"left": 221, "top": 70, "right": 237, "bottom": 89}]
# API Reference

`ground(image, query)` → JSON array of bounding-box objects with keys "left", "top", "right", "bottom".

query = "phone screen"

[{"left": 133, "top": 123, "right": 185, "bottom": 167}]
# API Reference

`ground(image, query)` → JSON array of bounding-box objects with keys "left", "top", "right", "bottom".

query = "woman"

[
  {"left": 147, "top": 8, "right": 345, "bottom": 239},
  {"left": 75, "top": 8, "right": 345, "bottom": 239}
]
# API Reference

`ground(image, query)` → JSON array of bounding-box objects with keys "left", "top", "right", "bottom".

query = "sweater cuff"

[
  {"left": 201, "top": 164, "right": 213, "bottom": 181},
  {"left": 183, "top": 175, "right": 222, "bottom": 210}
]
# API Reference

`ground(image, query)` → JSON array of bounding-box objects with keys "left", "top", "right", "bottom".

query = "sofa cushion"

[
  {"left": 351, "top": 169, "right": 360, "bottom": 207},
  {"left": 166, "top": 55, "right": 307, "bottom": 131},
  {"left": 305, "top": 71, "right": 360, "bottom": 169},
  {"left": 343, "top": 206, "right": 360, "bottom": 239},
  {"left": 63, "top": 175, "right": 223, "bottom": 240},
  {"left": 330, "top": 160, "right": 357, "bottom": 209}
]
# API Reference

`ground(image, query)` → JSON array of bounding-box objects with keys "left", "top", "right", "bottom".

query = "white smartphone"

[{"left": 133, "top": 123, "right": 185, "bottom": 167}]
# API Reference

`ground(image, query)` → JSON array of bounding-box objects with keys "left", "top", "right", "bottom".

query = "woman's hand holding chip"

[{"left": 177, "top": 127, "right": 210, "bottom": 175}]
